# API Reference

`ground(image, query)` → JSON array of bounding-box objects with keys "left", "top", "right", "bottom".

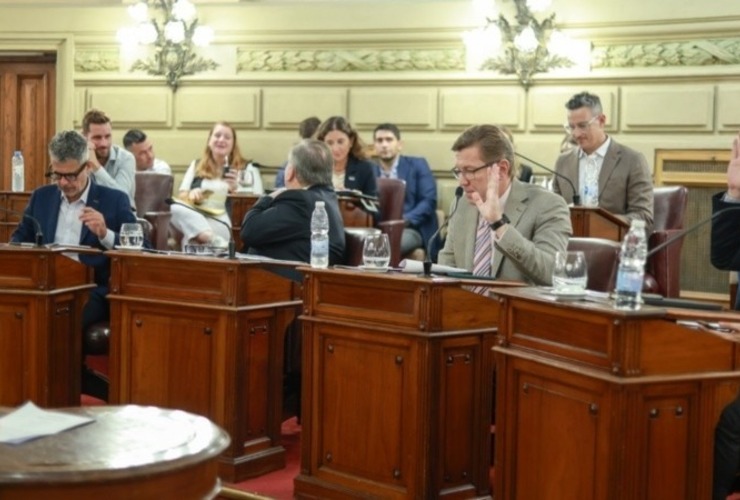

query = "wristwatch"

[{"left": 489, "top": 214, "right": 510, "bottom": 231}]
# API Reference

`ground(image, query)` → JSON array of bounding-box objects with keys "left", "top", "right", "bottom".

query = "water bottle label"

[
  {"left": 616, "top": 269, "right": 643, "bottom": 293},
  {"left": 312, "top": 239, "right": 328, "bottom": 253}
]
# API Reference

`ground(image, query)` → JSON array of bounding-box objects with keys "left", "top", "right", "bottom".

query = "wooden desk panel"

[
  {"left": 295, "top": 269, "right": 512, "bottom": 499},
  {"left": 108, "top": 252, "right": 302, "bottom": 483},
  {"left": 0, "top": 245, "right": 94, "bottom": 408},
  {"left": 492, "top": 287, "right": 740, "bottom": 500}
]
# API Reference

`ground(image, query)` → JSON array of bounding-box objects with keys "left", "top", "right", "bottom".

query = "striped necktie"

[{"left": 470, "top": 216, "right": 492, "bottom": 294}]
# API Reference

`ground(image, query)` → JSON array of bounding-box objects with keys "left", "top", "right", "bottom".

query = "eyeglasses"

[
  {"left": 563, "top": 115, "right": 600, "bottom": 134},
  {"left": 451, "top": 162, "right": 496, "bottom": 181},
  {"left": 46, "top": 162, "right": 87, "bottom": 182}
]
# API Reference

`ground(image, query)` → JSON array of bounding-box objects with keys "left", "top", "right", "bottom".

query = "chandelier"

[
  {"left": 118, "top": 0, "right": 218, "bottom": 91},
  {"left": 463, "top": 0, "right": 589, "bottom": 89}
]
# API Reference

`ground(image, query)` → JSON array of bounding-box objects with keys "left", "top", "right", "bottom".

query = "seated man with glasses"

[
  {"left": 438, "top": 124, "right": 571, "bottom": 285},
  {"left": 11, "top": 130, "right": 138, "bottom": 400},
  {"left": 553, "top": 91, "right": 653, "bottom": 229}
]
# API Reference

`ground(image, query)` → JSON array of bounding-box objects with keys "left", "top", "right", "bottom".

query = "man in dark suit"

[
  {"left": 241, "top": 139, "right": 345, "bottom": 264},
  {"left": 12, "top": 130, "right": 137, "bottom": 399},
  {"left": 372, "top": 123, "right": 438, "bottom": 259},
  {"left": 553, "top": 91, "right": 654, "bottom": 230},
  {"left": 712, "top": 132, "right": 740, "bottom": 312}
]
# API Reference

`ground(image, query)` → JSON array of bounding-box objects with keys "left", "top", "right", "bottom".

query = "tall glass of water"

[
  {"left": 362, "top": 233, "right": 390, "bottom": 269},
  {"left": 119, "top": 222, "right": 144, "bottom": 249},
  {"left": 552, "top": 251, "right": 587, "bottom": 292}
]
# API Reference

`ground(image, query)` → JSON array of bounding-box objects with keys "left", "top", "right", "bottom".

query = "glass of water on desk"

[
  {"left": 119, "top": 223, "right": 144, "bottom": 249},
  {"left": 552, "top": 250, "right": 587, "bottom": 293},
  {"left": 362, "top": 233, "right": 390, "bottom": 270}
]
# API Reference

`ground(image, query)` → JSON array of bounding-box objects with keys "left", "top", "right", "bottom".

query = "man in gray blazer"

[
  {"left": 553, "top": 91, "right": 654, "bottom": 230},
  {"left": 438, "top": 125, "right": 571, "bottom": 285}
]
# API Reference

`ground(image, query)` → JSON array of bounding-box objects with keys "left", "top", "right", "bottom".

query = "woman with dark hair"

[
  {"left": 171, "top": 121, "right": 263, "bottom": 248},
  {"left": 315, "top": 116, "right": 378, "bottom": 198}
]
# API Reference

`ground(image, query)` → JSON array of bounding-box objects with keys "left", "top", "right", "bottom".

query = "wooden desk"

[
  {"left": 0, "top": 245, "right": 94, "bottom": 407},
  {"left": 295, "top": 269, "right": 515, "bottom": 499},
  {"left": 570, "top": 206, "right": 629, "bottom": 241},
  {"left": 0, "top": 192, "right": 30, "bottom": 242},
  {"left": 0, "top": 405, "right": 229, "bottom": 499},
  {"left": 491, "top": 287, "right": 740, "bottom": 500},
  {"left": 107, "top": 251, "right": 302, "bottom": 482}
]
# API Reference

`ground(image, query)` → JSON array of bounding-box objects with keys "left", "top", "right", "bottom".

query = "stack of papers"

[
  {"left": 0, "top": 401, "right": 95, "bottom": 445},
  {"left": 398, "top": 259, "right": 467, "bottom": 274}
]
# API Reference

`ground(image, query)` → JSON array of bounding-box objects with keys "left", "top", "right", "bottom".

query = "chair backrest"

[
  {"left": 567, "top": 237, "right": 622, "bottom": 292},
  {"left": 344, "top": 227, "right": 381, "bottom": 266},
  {"left": 643, "top": 185, "right": 689, "bottom": 297},
  {"left": 652, "top": 186, "right": 688, "bottom": 232},
  {"left": 377, "top": 177, "right": 405, "bottom": 222},
  {"left": 134, "top": 172, "right": 174, "bottom": 216}
]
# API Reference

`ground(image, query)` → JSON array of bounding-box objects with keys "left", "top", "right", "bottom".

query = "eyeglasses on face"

[
  {"left": 46, "top": 162, "right": 87, "bottom": 182},
  {"left": 451, "top": 162, "right": 496, "bottom": 181},
  {"left": 563, "top": 115, "right": 600, "bottom": 134}
]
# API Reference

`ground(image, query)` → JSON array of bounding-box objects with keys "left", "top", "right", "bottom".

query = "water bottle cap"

[
  {"left": 13, "top": 150, "right": 20, "bottom": 155},
  {"left": 631, "top": 220, "right": 646, "bottom": 228},
  {"left": 315, "top": 201, "right": 325, "bottom": 207}
]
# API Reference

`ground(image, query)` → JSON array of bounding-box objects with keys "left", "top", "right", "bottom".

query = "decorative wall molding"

[
  {"left": 592, "top": 38, "right": 740, "bottom": 68},
  {"left": 236, "top": 48, "right": 464, "bottom": 73},
  {"left": 74, "top": 49, "right": 119, "bottom": 72}
]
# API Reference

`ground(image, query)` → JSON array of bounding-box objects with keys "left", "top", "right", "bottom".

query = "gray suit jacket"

[
  {"left": 438, "top": 180, "right": 572, "bottom": 285},
  {"left": 552, "top": 138, "right": 653, "bottom": 230}
]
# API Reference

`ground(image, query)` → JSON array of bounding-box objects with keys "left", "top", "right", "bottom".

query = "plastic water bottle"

[
  {"left": 614, "top": 220, "right": 648, "bottom": 310},
  {"left": 11, "top": 151, "right": 24, "bottom": 192},
  {"left": 310, "top": 201, "right": 329, "bottom": 268}
]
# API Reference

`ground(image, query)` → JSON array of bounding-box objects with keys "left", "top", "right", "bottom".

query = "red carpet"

[{"left": 219, "top": 417, "right": 300, "bottom": 500}]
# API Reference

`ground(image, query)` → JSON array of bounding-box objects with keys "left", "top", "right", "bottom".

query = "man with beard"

[
  {"left": 372, "top": 123, "right": 438, "bottom": 260},
  {"left": 82, "top": 109, "right": 136, "bottom": 208}
]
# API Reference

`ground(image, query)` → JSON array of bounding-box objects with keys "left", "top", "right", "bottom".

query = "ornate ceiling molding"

[
  {"left": 592, "top": 38, "right": 740, "bottom": 68},
  {"left": 74, "top": 49, "right": 120, "bottom": 72},
  {"left": 236, "top": 47, "right": 464, "bottom": 72}
]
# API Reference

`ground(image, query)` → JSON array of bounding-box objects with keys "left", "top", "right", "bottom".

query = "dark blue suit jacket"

[
  {"left": 373, "top": 155, "right": 438, "bottom": 249},
  {"left": 344, "top": 156, "right": 378, "bottom": 198},
  {"left": 11, "top": 181, "right": 137, "bottom": 288}
]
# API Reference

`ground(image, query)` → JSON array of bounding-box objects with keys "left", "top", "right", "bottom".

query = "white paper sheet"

[{"left": 0, "top": 401, "right": 95, "bottom": 445}]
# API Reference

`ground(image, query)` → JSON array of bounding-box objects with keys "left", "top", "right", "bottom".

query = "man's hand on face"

[
  {"left": 79, "top": 207, "right": 107, "bottom": 239},
  {"left": 87, "top": 141, "right": 102, "bottom": 172}
]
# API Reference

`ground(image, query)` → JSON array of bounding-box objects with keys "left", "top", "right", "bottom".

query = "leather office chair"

[
  {"left": 643, "top": 186, "right": 688, "bottom": 298},
  {"left": 376, "top": 177, "right": 406, "bottom": 267},
  {"left": 567, "top": 237, "right": 622, "bottom": 292},
  {"left": 134, "top": 172, "right": 174, "bottom": 250}
]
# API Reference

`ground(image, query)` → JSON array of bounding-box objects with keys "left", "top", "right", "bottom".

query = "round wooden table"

[{"left": 0, "top": 405, "right": 230, "bottom": 499}]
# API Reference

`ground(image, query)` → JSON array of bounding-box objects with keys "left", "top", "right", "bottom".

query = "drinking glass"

[
  {"left": 551, "top": 250, "right": 587, "bottom": 292},
  {"left": 530, "top": 175, "right": 552, "bottom": 191},
  {"left": 237, "top": 169, "right": 254, "bottom": 190},
  {"left": 362, "top": 233, "right": 390, "bottom": 269},
  {"left": 119, "top": 222, "right": 144, "bottom": 249}
]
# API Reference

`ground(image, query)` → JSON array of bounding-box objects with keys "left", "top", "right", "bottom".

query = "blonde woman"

[{"left": 170, "top": 122, "right": 263, "bottom": 248}]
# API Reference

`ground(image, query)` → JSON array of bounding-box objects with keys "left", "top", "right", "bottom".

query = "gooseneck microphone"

[
  {"left": 646, "top": 204, "right": 740, "bottom": 259},
  {"left": 165, "top": 198, "right": 236, "bottom": 259},
  {"left": 423, "top": 186, "right": 463, "bottom": 276},
  {"left": 2, "top": 206, "right": 44, "bottom": 247},
  {"left": 514, "top": 152, "right": 581, "bottom": 206}
]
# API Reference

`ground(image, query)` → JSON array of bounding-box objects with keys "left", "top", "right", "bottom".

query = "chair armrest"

[
  {"left": 143, "top": 211, "right": 172, "bottom": 251},
  {"left": 644, "top": 229, "right": 684, "bottom": 298},
  {"left": 377, "top": 219, "right": 405, "bottom": 268}
]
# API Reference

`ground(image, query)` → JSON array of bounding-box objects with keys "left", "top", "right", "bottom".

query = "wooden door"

[{"left": 0, "top": 55, "right": 56, "bottom": 191}]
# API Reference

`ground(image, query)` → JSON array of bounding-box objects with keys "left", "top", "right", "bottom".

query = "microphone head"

[
  {"left": 454, "top": 186, "right": 463, "bottom": 198},
  {"left": 165, "top": 198, "right": 175, "bottom": 205}
]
